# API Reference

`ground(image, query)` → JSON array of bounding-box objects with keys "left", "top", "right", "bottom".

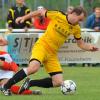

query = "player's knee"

[
  {"left": 27, "top": 66, "right": 39, "bottom": 74},
  {"left": 51, "top": 73, "right": 63, "bottom": 87},
  {"left": 52, "top": 79, "right": 62, "bottom": 87}
]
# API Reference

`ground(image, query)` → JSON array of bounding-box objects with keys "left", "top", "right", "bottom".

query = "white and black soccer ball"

[{"left": 61, "top": 80, "right": 76, "bottom": 95}]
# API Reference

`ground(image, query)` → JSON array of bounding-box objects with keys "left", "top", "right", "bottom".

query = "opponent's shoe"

[
  {"left": 0, "top": 85, "right": 11, "bottom": 96},
  {"left": 18, "top": 78, "right": 42, "bottom": 95},
  {"left": 18, "top": 78, "right": 30, "bottom": 94}
]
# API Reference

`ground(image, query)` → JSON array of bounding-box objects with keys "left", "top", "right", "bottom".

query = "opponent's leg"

[
  {"left": 1, "top": 60, "right": 40, "bottom": 95},
  {"left": 0, "top": 60, "right": 18, "bottom": 72},
  {"left": 11, "top": 85, "right": 42, "bottom": 95},
  {"left": 18, "top": 72, "right": 63, "bottom": 94}
]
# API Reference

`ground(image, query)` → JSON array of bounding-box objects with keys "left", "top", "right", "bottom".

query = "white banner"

[
  {"left": 58, "top": 31, "right": 100, "bottom": 64},
  {"left": 7, "top": 33, "right": 39, "bottom": 64},
  {"left": 0, "top": 29, "right": 100, "bottom": 64}
]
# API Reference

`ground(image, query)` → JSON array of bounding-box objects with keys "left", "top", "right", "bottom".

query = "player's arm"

[
  {"left": 74, "top": 26, "right": 99, "bottom": 52},
  {"left": 16, "top": 10, "right": 46, "bottom": 24},
  {"left": 76, "top": 39, "right": 99, "bottom": 51}
]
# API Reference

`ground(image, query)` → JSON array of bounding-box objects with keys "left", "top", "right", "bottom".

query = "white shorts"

[{"left": 0, "top": 70, "right": 14, "bottom": 79}]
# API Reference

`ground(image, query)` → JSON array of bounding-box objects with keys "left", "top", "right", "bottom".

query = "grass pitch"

[{"left": 1, "top": 66, "right": 100, "bottom": 100}]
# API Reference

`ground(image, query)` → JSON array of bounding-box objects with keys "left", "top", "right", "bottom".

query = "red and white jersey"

[
  {"left": 0, "top": 70, "right": 14, "bottom": 79},
  {"left": 0, "top": 51, "right": 12, "bottom": 63},
  {"left": 0, "top": 51, "right": 14, "bottom": 79}
]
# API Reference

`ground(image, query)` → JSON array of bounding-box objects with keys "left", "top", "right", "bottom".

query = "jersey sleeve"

[
  {"left": 74, "top": 25, "right": 81, "bottom": 40},
  {"left": 45, "top": 10, "right": 62, "bottom": 20},
  {"left": 7, "top": 8, "right": 14, "bottom": 28}
]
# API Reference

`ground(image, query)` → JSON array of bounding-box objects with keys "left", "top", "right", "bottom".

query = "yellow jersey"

[{"left": 37, "top": 11, "right": 81, "bottom": 52}]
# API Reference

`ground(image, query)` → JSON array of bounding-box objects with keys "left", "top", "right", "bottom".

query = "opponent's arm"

[
  {"left": 76, "top": 39, "right": 99, "bottom": 51},
  {"left": 0, "top": 37, "right": 8, "bottom": 46}
]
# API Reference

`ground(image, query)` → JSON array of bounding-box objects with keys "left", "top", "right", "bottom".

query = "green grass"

[{"left": 1, "top": 66, "right": 100, "bottom": 100}]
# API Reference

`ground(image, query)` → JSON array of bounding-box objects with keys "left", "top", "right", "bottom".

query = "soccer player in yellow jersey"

[{"left": 1, "top": 6, "right": 99, "bottom": 95}]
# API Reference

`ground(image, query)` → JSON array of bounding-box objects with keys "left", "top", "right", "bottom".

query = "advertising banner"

[
  {"left": 7, "top": 33, "right": 39, "bottom": 64},
  {"left": 0, "top": 29, "right": 100, "bottom": 64},
  {"left": 58, "top": 31, "right": 100, "bottom": 64}
]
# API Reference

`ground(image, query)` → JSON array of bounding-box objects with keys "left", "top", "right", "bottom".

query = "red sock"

[
  {"left": 10, "top": 62, "right": 18, "bottom": 72},
  {"left": 11, "top": 85, "right": 33, "bottom": 95},
  {"left": 2, "top": 61, "right": 11, "bottom": 70},
  {"left": 2, "top": 61, "right": 18, "bottom": 72}
]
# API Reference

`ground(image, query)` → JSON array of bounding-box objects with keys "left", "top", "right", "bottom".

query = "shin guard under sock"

[{"left": 29, "top": 77, "right": 53, "bottom": 88}]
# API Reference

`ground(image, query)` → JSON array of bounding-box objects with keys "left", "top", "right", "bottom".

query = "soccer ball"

[{"left": 61, "top": 80, "right": 76, "bottom": 95}]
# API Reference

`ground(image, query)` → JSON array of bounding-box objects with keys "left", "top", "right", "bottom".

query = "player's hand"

[
  {"left": 24, "top": 27, "right": 28, "bottom": 32},
  {"left": 94, "top": 27, "right": 100, "bottom": 32},
  {"left": 5, "top": 27, "right": 12, "bottom": 34},
  {"left": 90, "top": 46, "right": 99, "bottom": 52},
  {"left": 16, "top": 17, "right": 25, "bottom": 24},
  {"left": 0, "top": 37, "right": 8, "bottom": 46}
]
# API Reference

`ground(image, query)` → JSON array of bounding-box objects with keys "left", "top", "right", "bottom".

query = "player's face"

[
  {"left": 71, "top": 13, "right": 85, "bottom": 25},
  {"left": 95, "top": 8, "right": 100, "bottom": 18},
  {"left": 16, "top": 0, "right": 24, "bottom": 4}
]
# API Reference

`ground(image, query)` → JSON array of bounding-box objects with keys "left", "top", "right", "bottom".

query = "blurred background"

[{"left": 0, "top": 0, "right": 100, "bottom": 28}]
